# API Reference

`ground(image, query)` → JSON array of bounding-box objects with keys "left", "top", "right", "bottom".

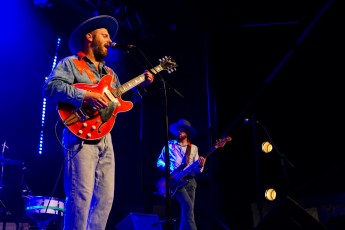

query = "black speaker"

[
  {"left": 255, "top": 196, "right": 328, "bottom": 230},
  {"left": 116, "top": 212, "right": 163, "bottom": 230}
]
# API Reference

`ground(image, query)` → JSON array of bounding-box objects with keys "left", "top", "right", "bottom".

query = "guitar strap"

[{"left": 186, "top": 141, "right": 191, "bottom": 164}]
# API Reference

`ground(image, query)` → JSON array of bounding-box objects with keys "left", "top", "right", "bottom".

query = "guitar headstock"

[
  {"left": 159, "top": 56, "right": 177, "bottom": 73},
  {"left": 215, "top": 136, "right": 232, "bottom": 149}
]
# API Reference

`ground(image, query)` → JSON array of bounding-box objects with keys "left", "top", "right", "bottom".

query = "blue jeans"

[
  {"left": 62, "top": 129, "right": 115, "bottom": 230},
  {"left": 175, "top": 178, "right": 197, "bottom": 230}
]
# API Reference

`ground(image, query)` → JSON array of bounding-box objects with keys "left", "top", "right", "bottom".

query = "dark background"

[{"left": 0, "top": 0, "right": 344, "bottom": 229}]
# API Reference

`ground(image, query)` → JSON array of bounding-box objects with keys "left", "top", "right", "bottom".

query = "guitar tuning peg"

[{"left": 168, "top": 69, "right": 176, "bottom": 74}]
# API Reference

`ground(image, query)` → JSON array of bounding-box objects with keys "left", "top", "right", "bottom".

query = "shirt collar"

[{"left": 77, "top": 52, "right": 109, "bottom": 74}]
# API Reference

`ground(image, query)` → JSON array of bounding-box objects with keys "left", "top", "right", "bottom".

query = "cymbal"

[{"left": 0, "top": 156, "right": 23, "bottom": 165}]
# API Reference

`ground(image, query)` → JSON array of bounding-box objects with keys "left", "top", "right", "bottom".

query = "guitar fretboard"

[{"left": 112, "top": 65, "right": 163, "bottom": 97}]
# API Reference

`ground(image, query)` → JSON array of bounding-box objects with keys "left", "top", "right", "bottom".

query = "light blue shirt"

[
  {"left": 43, "top": 52, "right": 143, "bottom": 108},
  {"left": 157, "top": 140, "right": 204, "bottom": 176}
]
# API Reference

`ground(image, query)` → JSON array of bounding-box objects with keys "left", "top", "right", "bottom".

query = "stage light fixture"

[
  {"left": 262, "top": 141, "right": 273, "bottom": 153},
  {"left": 264, "top": 188, "right": 277, "bottom": 201}
]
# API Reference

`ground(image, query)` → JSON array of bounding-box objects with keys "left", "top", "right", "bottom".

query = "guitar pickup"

[{"left": 104, "top": 90, "right": 120, "bottom": 106}]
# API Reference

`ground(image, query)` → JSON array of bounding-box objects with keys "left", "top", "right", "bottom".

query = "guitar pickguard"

[{"left": 99, "top": 101, "right": 117, "bottom": 123}]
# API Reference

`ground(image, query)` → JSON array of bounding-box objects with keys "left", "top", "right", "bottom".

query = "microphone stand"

[
  {"left": 118, "top": 47, "right": 181, "bottom": 230},
  {"left": 160, "top": 77, "right": 184, "bottom": 230},
  {"left": 162, "top": 79, "right": 173, "bottom": 230},
  {"left": 0, "top": 141, "right": 9, "bottom": 199},
  {"left": 0, "top": 141, "right": 10, "bottom": 230},
  {"left": 0, "top": 142, "right": 6, "bottom": 195},
  {"left": 249, "top": 116, "right": 264, "bottom": 222}
]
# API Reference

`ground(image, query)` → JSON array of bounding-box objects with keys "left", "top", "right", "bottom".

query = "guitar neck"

[
  {"left": 111, "top": 64, "right": 163, "bottom": 97},
  {"left": 176, "top": 146, "right": 216, "bottom": 179},
  {"left": 204, "top": 147, "right": 217, "bottom": 158}
]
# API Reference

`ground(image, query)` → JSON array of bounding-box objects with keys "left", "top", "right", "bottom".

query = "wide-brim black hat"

[
  {"left": 169, "top": 119, "right": 197, "bottom": 138},
  {"left": 68, "top": 15, "right": 119, "bottom": 54}
]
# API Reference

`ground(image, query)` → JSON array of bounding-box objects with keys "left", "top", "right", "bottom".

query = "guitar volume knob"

[
  {"left": 87, "top": 133, "right": 92, "bottom": 138},
  {"left": 82, "top": 122, "right": 88, "bottom": 127},
  {"left": 78, "top": 130, "right": 83, "bottom": 135}
]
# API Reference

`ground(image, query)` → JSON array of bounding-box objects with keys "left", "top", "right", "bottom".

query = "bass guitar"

[
  {"left": 156, "top": 136, "right": 232, "bottom": 198},
  {"left": 57, "top": 56, "right": 177, "bottom": 140}
]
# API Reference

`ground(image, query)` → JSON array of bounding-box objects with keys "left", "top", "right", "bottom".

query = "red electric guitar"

[
  {"left": 156, "top": 136, "right": 232, "bottom": 198},
  {"left": 57, "top": 56, "right": 177, "bottom": 140}
]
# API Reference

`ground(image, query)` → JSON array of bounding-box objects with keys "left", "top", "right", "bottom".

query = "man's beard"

[{"left": 92, "top": 43, "right": 107, "bottom": 61}]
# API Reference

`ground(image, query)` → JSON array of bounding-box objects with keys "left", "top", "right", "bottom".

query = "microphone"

[
  {"left": 110, "top": 42, "right": 136, "bottom": 49},
  {"left": 243, "top": 118, "right": 261, "bottom": 125}
]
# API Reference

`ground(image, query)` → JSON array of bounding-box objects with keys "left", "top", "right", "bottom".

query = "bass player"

[{"left": 156, "top": 118, "right": 206, "bottom": 230}]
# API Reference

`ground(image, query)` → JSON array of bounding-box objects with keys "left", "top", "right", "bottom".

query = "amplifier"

[{"left": 116, "top": 212, "right": 163, "bottom": 230}]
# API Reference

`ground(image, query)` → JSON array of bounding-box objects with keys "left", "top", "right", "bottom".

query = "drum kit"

[
  {"left": 1, "top": 142, "right": 65, "bottom": 230},
  {"left": 25, "top": 196, "right": 65, "bottom": 230}
]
